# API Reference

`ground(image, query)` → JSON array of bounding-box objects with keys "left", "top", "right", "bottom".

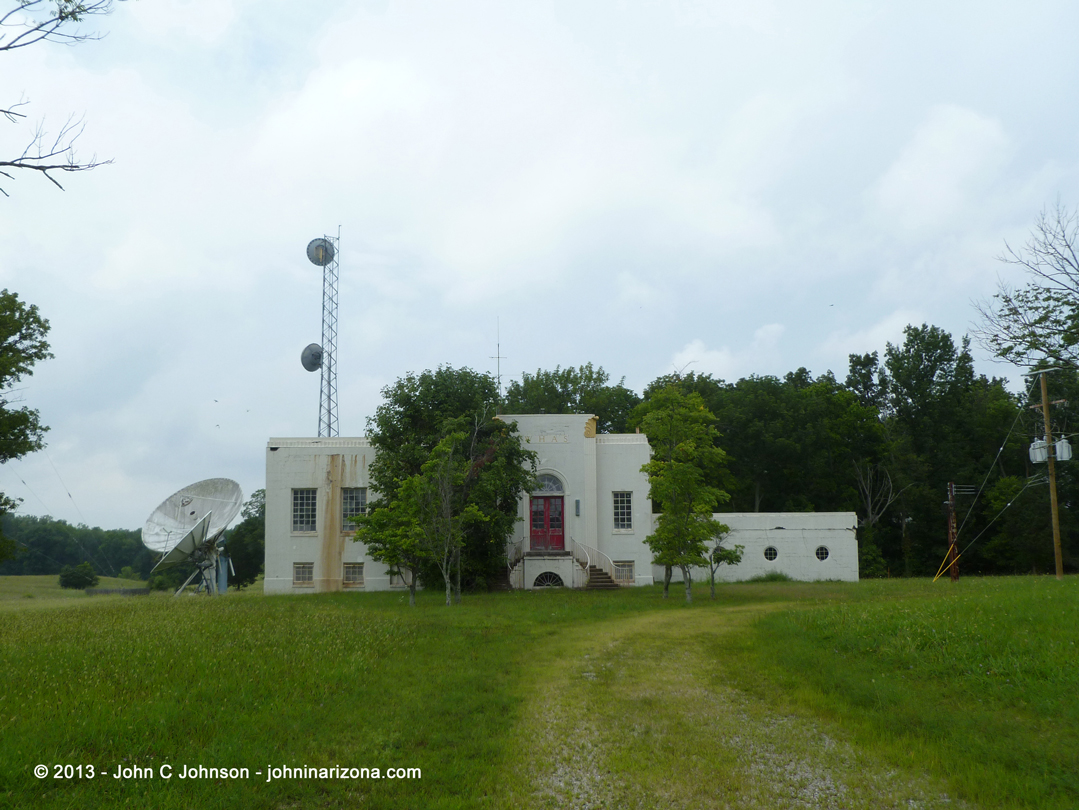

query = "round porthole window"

[
  {"left": 764, "top": 546, "right": 778, "bottom": 561},
  {"left": 815, "top": 546, "right": 829, "bottom": 561}
]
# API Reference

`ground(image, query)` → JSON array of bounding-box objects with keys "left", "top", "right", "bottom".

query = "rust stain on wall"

[{"left": 318, "top": 454, "right": 344, "bottom": 592}]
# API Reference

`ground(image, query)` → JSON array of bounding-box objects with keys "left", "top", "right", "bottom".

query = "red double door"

[{"left": 530, "top": 496, "right": 564, "bottom": 551}]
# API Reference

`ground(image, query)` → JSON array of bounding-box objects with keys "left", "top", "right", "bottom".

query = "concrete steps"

[
  {"left": 585, "top": 565, "right": 619, "bottom": 590},
  {"left": 491, "top": 568, "right": 513, "bottom": 591}
]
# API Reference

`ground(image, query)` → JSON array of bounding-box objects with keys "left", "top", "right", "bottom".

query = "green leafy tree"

[
  {"left": 707, "top": 532, "right": 741, "bottom": 599},
  {"left": 352, "top": 490, "right": 428, "bottom": 606},
  {"left": 364, "top": 366, "right": 536, "bottom": 594},
  {"left": 639, "top": 386, "right": 731, "bottom": 602},
  {"left": 642, "top": 370, "right": 878, "bottom": 517},
  {"left": 406, "top": 433, "right": 486, "bottom": 606},
  {"left": 0, "top": 289, "right": 52, "bottom": 564},
  {"left": 975, "top": 366, "right": 1079, "bottom": 575},
  {"left": 503, "top": 363, "right": 640, "bottom": 433},
  {"left": 885, "top": 326, "right": 977, "bottom": 574},
  {"left": 871, "top": 325, "right": 1031, "bottom": 576},
  {"left": 979, "top": 476, "right": 1065, "bottom": 574},
  {"left": 226, "top": 489, "right": 265, "bottom": 589},
  {"left": 367, "top": 366, "right": 497, "bottom": 489},
  {"left": 636, "top": 327, "right": 1051, "bottom": 578},
  {"left": 58, "top": 560, "right": 97, "bottom": 589},
  {"left": 845, "top": 351, "right": 905, "bottom": 576}
]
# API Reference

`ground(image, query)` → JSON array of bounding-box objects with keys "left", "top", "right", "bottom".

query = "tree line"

[
  {"left": 4, "top": 199, "right": 1079, "bottom": 587},
  {"left": 0, "top": 489, "right": 266, "bottom": 591},
  {"left": 1, "top": 326, "right": 1072, "bottom": 591},
  {"left": 498, "top": 326, "right": 1075, "bottom": 577},
  {"left": 353, "top": 320, "right": 1076, "bottom": 602},
  {"left": 0, "top": 513, "right": 151, "bottom": 579}
]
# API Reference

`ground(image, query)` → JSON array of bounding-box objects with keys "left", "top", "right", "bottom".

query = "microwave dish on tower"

[
  {"left": 141, "top": 478, "right": 243, "bottom": 596},
  {"left": 307, "top": 237, "right": 335, "bottom": 266},
  {"left": 302, "top": 231, "right": 340, "bottom": 437},
  {"left": 301, "top": 343, "right": 323, "bottom": 372}
]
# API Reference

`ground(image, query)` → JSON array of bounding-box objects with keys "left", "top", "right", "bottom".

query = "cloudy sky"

[{"left": 2, "top": 0, "right": 1078, "bottom": 530}]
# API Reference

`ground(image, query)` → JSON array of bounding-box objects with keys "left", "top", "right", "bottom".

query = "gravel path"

[{"left": 512, "top": 608, "right": 968, "bottom": 810}]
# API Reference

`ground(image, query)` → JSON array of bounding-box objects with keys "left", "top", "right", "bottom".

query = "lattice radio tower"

[{"left": 302, "top": 231, "right": 340, "bottom": 437}]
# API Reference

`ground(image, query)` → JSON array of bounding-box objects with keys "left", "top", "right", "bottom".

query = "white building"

[
  {"left": 676, "top": 511, "right": 859, "bottom": 584},
  {"left": 262, "top": 414, "right": 858, "bottom": 594}
]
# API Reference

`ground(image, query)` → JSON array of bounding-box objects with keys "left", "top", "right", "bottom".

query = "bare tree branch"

[
  {"left": 1, "top": 97, "right": 29, "bottom": 123},
  {"left": 2, "top": 1, "right": 123, "bottom": 195},
  {"left": 973, "top": 203, "right": 1079, "bottom": 367},
  {"left": 1, "top": 1, "right": 114, "bottom": 53},
  {"left": 0, "top": 113, "right": 111, "bottom": 195},
  {"left": 853, "top": 460, "right": 912, "bottom": 529}
]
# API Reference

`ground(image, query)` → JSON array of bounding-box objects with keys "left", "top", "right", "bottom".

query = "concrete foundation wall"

[{"left": 521, "top": 556, "right": 576, "bottom": 589}]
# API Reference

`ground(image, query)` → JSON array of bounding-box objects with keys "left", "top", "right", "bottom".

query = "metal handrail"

[
  {"left": 506, "top": 539, "right": 525, "bottom": 589},
  {"left": 568, "top": 537, "right": 590, "bottom": 588},
  {"left": 572, "top": 538, "right": 619, "bottom": 584}
]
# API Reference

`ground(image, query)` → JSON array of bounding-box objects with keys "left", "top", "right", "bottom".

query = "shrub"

[
  {"left": 745, "top": 571, "right": 794, "bottom": 583},
  {"left": 858, "top": 537, "right": 889, "bottom": 579},
  {"left": 58, "top": 562, "right": 99, "bottom": 589}
]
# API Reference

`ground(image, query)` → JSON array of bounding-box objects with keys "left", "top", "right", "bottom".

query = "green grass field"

[{"left": 0, "top": 576, "right": 1075, "bottom": 809}]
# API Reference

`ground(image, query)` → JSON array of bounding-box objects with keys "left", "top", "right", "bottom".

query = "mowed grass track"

[{"left": 0, "top": 577, "right": 1075, "bottom": 809}]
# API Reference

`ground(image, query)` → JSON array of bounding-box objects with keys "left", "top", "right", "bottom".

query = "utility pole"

[
  {"left": 1039, "top": 371, "right": 1064, "bottom": 580},
  {"left": 946, "top": 482, "right": 958, "bottom": 582}
]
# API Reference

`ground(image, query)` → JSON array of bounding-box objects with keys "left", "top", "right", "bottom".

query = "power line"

[
  {"left": 14, "top": 454, "right": 117, "bottom": 577},
  {"left": 43, "top": 449, "right": 87, "bottom": 525},
  {"left": 5, "top": 468, "right": 55, "bottom": 515},
  {"left": 8, "top": 538, "right": 68, "bottom": 570},
  {"left": 933, "top": 476, "right": 1040, "bottom": 583},
  {"left": 953, "top": 373, "right": 1041, "bottom": 546}
]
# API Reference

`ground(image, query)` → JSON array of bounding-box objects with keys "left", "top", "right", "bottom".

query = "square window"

[
  {"left": 292, "top": 488, "right": 317, "bottom": 532},
  {"left": 613, "top": 561, "right": 634, "bottom": 584},
  {"left": 293, "top": 562, "right": 314, "bottom": 586},
  {"left": 343, "top": 562, "right": 364, "bottom": 587},
  {"left": 613, "top": 492, "right": 633, "bottom": 531},
  {"left": 342, "top": 487, "right": 367, "bottom": 529}
]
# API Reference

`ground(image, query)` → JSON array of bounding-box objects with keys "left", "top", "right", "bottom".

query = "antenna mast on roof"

[
  {"left": 491, "top": 316, "right": 507, "bottom": 406},
  {"left": 303, "top": 230, "right": 340, "bottom": 437}
]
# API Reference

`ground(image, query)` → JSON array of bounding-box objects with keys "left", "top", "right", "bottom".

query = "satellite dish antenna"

[
  {"left": 301, "top": 343, "right": 323, "bottom": 372},
  {"left": 304, "top": 231, "right": 340, "bottom": 437},
  {"left": 142, "top": 478, "right": 243, "bottom": 596}
]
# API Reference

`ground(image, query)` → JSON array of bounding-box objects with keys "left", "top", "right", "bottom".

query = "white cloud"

[
  {"left": 670, "top": 324, "right": 785, "bottom": 381},
  {"left": 4, "top": 1, "right": 1079, "bottom": 529},
  {"left": 819, "top": 310, "right": 922, "bottom": 363},
  {"left": 130, "top": 0, "right": 238, "bottom": 45},
  {"left": 873, "top": 105, "right": 1010, "bottom": 234}
]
